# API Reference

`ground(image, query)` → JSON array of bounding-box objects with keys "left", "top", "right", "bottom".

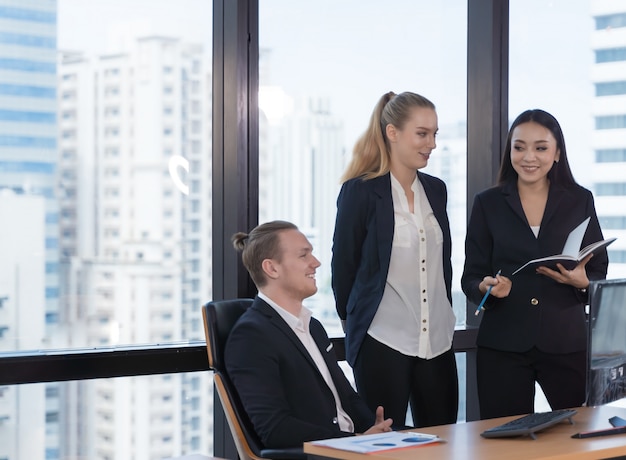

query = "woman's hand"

[
  {"left": 479, "top": 273, "right": 511, "bottom": 298},
  {"left": 535, "top": 253, "right": 592, "bottom": 289}
]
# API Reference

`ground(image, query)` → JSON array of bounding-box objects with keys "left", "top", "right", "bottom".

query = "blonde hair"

[
  {"left": 232, "top": 220, "right": 298, "bottom": 288},
  {"left": 341, "top": 91, "right": 436, "bottom": 183}
]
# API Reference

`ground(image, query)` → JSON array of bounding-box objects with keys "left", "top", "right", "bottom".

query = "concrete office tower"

[
  {"left": 0, "top": 0, "right": 59, "bottom": 334},
  {"left": 590, "top": 3, "right": 626, "bottom": 278},
  {"left": 0, "top": 0, "right": 59, "bottom": 349},
  {"left": 259, "top": 91, "right": 345, "bottom": 333},
  {"left": 0, "top": 191, "right": 46, "bottom": 460},
  {"left": 58, "top": 36, "right": 213, "bottom": 458},
  {"left": 0, "top": 1, "right": 62, "bottom": 458}
]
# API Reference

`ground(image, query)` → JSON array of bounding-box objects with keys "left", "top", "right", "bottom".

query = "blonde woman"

[{"left": 332, "top": 92, "right": 458, "bottom": 428}]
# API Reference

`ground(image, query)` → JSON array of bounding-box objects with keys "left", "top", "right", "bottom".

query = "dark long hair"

[{"left": 497, "top": 109, "right": 577, "bottom": 187}]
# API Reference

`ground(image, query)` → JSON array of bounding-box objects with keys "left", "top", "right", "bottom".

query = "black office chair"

[{"left": 202, "top": 299, "right": 307, "bottom": 460}]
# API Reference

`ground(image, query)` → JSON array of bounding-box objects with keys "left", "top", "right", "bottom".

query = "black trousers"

[
  {"left": 476, "top": 346, "right": 587, "bottom": 420},
  {"left": 353, "top": 334, "right": 459, "bottom": 428}
]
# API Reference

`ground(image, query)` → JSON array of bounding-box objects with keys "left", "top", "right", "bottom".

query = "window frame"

[{"left": 0, "top": 0, "right": 508, "bottom": 452}]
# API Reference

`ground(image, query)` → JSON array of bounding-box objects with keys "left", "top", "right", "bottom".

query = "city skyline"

[
  {"left": 1, "top": 1, "right": 625, "bottom": 458},
  {"left": 3, "top": 0, "right": 623, "bottom": 370},
  {"left": 5, "top": 0, "right": 622, "bottom": 348}
]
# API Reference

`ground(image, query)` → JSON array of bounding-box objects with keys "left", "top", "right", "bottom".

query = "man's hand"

[{"left": 362, "top": 406, "right": 393, "bottom": 435}]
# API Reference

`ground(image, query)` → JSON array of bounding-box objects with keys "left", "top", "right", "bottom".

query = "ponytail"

[{"left": 341, "top": 91, "right": 435, "bottom": 183}]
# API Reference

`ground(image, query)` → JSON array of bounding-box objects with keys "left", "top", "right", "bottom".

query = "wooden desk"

[
  {"left": 163, "top": 455, "right": 224, "bottom": 460},
  {"left": 304, "top": 406, "right": 626, "bottom": 460}
]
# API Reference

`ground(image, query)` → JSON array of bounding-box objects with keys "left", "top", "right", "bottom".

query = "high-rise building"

[
  {"left": 259, "top": 90, "right": 346, "bottom": 332},
  {"left": 0, "top": 0, "right": 59, "bottom": 334},
  {"left": 0, "top": 191, "right": 47, "bottom": 460},
  {"left": 58, "top": 35, "right": 213, "bottom": 458},
  {"left": 590, "top": 3, "right": 626, "bottom": 278},
  {"left": 0, "top": 1, "right": 61, "bottom": 458},
  {"left": 259, "top": 84, "right": 470, "bottom": 330}
]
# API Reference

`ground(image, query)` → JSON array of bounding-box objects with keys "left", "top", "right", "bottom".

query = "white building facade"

[
  {"left": 590, "top": 2, "right": 626, "bottom": 279},
  {"left": 0, "top": 0, "right": 59, "bottom": 334},
  {"left": 58, "top": 36, "right": 213, "bottom": 459},
  {"left": 259, "top": 91, "right": 346, "bottom": 332},
  {"left": 0, "top": 192, "right": 46, "bottom": 460}
]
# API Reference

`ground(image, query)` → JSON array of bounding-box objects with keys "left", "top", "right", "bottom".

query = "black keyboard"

[{"left": 481, "top": 409, "right": 578, "bottom": 440}]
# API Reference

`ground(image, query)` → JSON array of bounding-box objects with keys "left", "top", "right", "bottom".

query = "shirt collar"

[
  {"left": 390, "top": 172, "right": 419, "bottom": 193},
  {"left": 258, "top": 291, "right": 312, "bottom": 332}
]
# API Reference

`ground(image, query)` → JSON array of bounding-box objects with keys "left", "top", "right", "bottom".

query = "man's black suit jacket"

[{"left": 224, "top": 297, "right": 375, "bottom": 449}]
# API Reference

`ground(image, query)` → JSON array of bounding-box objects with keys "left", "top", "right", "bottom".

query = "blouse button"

[{"left": 531, "top": 298, "right": 539, "bottom": 306}]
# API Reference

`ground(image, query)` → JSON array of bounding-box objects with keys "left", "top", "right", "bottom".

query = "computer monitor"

[{"left": 586, "top": 278, "right": 626, "bottom": 407}]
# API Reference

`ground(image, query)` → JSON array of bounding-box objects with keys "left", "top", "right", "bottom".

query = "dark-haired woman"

[{"left": 462, "top": 109, "right": 609, "bottom": 419}]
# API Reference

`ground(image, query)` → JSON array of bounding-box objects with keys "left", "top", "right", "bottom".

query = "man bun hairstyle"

[{"left": 231, "top": 220, "right": 298, "bottom": 287}]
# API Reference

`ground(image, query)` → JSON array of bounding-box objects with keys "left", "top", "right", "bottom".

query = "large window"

[
  {"left": 509, "top": 0, "right": 594, "bottom": 186},
  {"left": 4, "top": 0, "right": 625, "bottom": 457},
  {"left": 509, "top": 0, "right": 626, "bottom": 409},
  {"left": 257, "top": 0, "right": 468, "bottom": 425},
  {"left": 1, "top": 0, "right": 213, "bottom": 350},
  {"left": 512, "top": 0, "right": 626, "bottom": 280},
  {"left": 0, "top": 1, "right": 213, "bottom": 457},
  {"left": 259, "top": 0, "right": 468, "bottom": 335},
  {"left": 0, "top": 372, "right": 213, "bottom": 459}
]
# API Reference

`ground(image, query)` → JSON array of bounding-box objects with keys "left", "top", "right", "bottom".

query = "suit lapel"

[
  {"left": 309, "top": 322, "right": 339, "bottom": 374},
  {"left": 501, "top": 181, "right": 569, "bottom": 238},
  {"left": 419, "top": 172, "right": 445, "bottom": 228},
  {"left": 373, "top": 174, "right": 394, "bottom": 274},
  {"left": 253, "top": 298, "right": 323, "bottom": 374},
  {"left": 501, "top": 181, "right": 525, "bottom": 222},
  {"left": 540, "top": 184, "right": 568, "bottom": 233},
  {"left": 310, "top": 322, "right": 349, "bottom": 403}
]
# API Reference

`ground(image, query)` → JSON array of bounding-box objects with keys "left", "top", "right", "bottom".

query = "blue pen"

[{"left": 474, "top": 270, "right": 502, "bottom": 316}]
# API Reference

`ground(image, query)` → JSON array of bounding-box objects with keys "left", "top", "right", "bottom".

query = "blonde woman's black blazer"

[{"left": 332, "top": 172, "right": 453, "bottom": 367}]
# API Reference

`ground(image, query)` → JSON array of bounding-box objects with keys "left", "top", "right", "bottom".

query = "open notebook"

[{"left": 512, "top": 217, "right": 616, "bottom": 275}]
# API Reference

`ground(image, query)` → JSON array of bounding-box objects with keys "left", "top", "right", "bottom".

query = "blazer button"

[
  {"left": 332, "top": 417, "right": 338, "bottom": 424},
  {"left": 530, "top": 298, "right": 539, "bottom": 306}
]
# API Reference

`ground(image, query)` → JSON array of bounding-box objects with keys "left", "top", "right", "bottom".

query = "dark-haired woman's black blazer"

[{"left": 461, "top": 181, "right": 609, "bottom": 353}]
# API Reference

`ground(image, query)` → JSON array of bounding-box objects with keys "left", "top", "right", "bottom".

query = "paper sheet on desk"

[{"left": 311, "top": 431, "right": 442, "bottom": 453}]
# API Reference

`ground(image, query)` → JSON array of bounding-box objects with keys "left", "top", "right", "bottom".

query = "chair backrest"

[
  {"left": 202, "top": 299, "right": 307, "bottom": 460},
  {"left": 203, "top": 298, "right": 253, "bottom": 373}
]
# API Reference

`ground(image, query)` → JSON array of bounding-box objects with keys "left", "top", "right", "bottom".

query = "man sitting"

[{"left": 225, "top": 220, "right": 393, "bottom": 448}]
